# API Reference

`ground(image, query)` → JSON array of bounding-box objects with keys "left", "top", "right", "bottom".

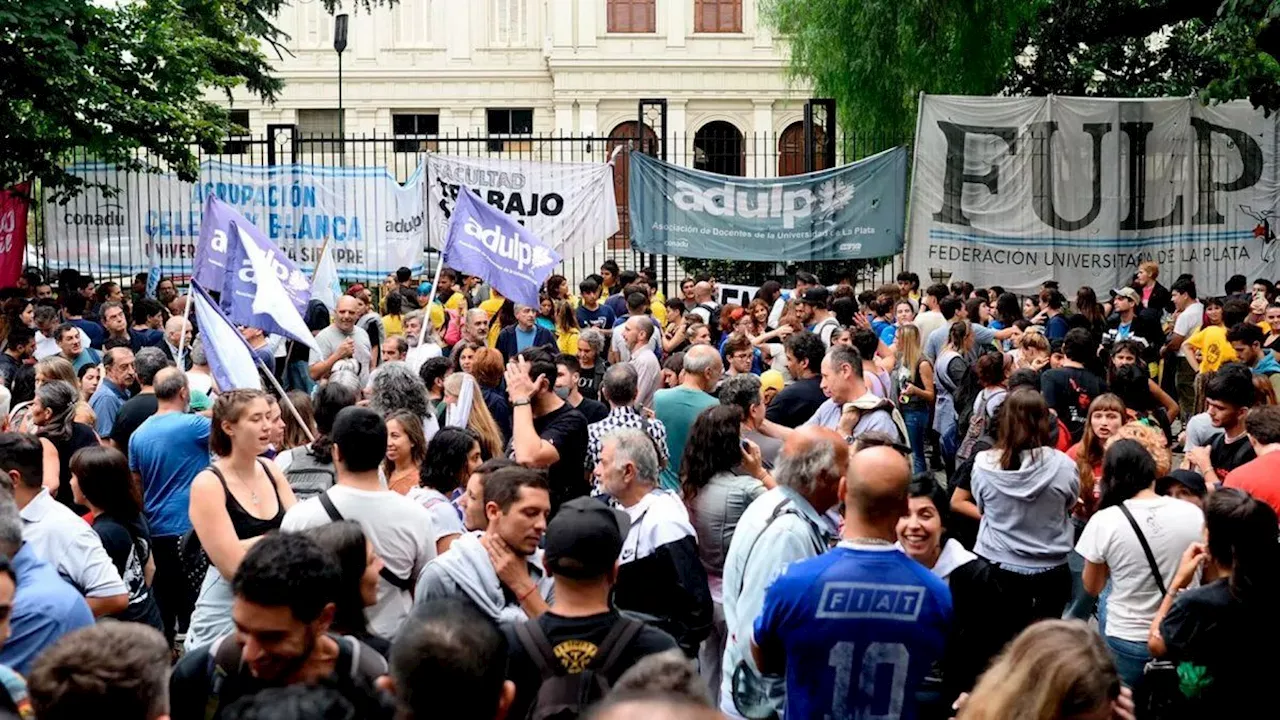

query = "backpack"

[
  {"left": 695, "top": 302, "right": 722, "bottom": 345},
  {"left": 282, "top": 449, "right": 337, "bottom": 501},
  {"left": 957, "top": 387, "right": 1005, "bottom": 463},
  {"left": 202, "top": 631, "right": 387, "bottom": 720},
  {"left": 513, "top": 617, "right": 645, "bottom": 720}
]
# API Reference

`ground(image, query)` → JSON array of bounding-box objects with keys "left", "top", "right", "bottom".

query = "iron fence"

[{"left": 33, "top": 129, "right": 910, "bottom": 297}]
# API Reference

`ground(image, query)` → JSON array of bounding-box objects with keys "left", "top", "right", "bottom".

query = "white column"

[
  {"left": 666, "top": 0, "right": 687, "bottom": 47},
  {"left": 667, "top": 99, "right": 688, "bottom": 165},
  {"left": 752, "top": 100, "right": 776, "bottom": 178},
  {"left": 446, "top": 0, "right": 473, "bottom": 60},
  {"left": 551, "top": 0, "right": 574, "bottom": 48},
  {"left": 580, "top": 100, "right": 599, "bottom": 136},
  {"left": 578, "top": 0, "right": 598, "bottom": 46},
  {"left": 554, "top": 101, "right": 575, "bottom": 134}
]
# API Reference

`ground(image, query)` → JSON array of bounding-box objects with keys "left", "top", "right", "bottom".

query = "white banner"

[
  {"left": 908, "top": 96, "right": 1280, "bottom": 293},
  {"left": 425, "top": 153, "right": 619, "bottom": 262},
  {"left": 46, "top": 160, "right": 427, "bottom": 281}
]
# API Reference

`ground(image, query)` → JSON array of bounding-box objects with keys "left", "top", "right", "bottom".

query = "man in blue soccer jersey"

[{"left": 752, "top": 445, "right": 952, "bottom": 719}]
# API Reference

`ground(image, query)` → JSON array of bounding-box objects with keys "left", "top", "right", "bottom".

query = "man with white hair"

[
  {"left": 595, "top": 428, "right": 712, "bottom": 658},
  {"left": 461, "top": 308, "right": 491, "bottom": 348},
  {"left": 654, "top": 344, "right": 722, "bottom": 491},
  {"left": 718, "top": 427, "right": 848, "bottom": 719},
  {"left": 495, "top": 303, "right": 555, "bottom": 364},
  {"left": 624, "top": 316, "right": 661, "bottom": 409},
  {"left": 160, "top": 315, "right": 192, "bottom": 370},
  {"left": 309, "top": 295, "right": 373, "bottom": 384}
]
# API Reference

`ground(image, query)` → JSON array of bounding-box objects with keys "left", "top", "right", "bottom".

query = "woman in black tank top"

[{"left": 185, "top": 390, "right": 297, "bottom": 652}]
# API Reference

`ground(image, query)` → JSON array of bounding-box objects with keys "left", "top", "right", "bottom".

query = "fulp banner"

[
  {"left": 627, "top": 147, "right": 906, "bottom": 261},
  {"left": 908, "top": 95, "right": 1280, "bottom": 293}
]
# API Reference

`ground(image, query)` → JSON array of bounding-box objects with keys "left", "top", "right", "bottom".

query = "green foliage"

[
  {"left": 762, "top": 0, "right": 1280, "bottom": 136},
  {"left": 761, "top": 0, "right": 1046, "bottom": 137},
  {"left": 0, "top": 0, "right": 393, "bottom": 200}
]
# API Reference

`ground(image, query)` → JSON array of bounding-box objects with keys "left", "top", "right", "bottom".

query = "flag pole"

[
  {"left": 175, "top": 281, "right": 195, "bottom": 362},
  {"left": 256, "top": 357, "right": 316, "bottom": 444},
  {"left": 420, "top": 242, "right": 448, "bottom": 346},
  {"left": 311, "top": 237, "right": 332, "bottom": 283}
]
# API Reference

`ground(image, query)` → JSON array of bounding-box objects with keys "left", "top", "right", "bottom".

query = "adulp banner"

[{"left": 908, "top": 95, "right": 1280, "bottom": 293}]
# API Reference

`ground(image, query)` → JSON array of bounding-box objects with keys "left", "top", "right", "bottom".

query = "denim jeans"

[
  {"left": 1063, "top": 549, "right": 1099, "bottom": 621},
  {"left": 902, "top": 406, "right": 931, "bottom": 475},
  {"left": 1106, "top": 635, "right": 1151, "bottom": 688}
]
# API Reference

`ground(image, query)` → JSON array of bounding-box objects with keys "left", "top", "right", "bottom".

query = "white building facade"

[{"left": 229, "top": 0, "right": 815, "bottom": 177}]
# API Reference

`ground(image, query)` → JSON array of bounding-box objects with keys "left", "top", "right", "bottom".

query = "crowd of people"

[{"left": 0, "top": 260, "right": 1276, "bottom": 719}]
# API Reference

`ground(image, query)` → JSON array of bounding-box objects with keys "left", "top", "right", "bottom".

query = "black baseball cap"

[
  {"left": 1156, "top": 470, "right": 1208, "bottom": 498},
  {"left": 543, "top": 497, "right": 630, "bottom": 580},
  {"left": 799, "top": 287, "right": 831, "bottom": 306}
]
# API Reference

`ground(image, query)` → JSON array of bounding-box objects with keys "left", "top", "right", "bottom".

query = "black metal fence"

[{"left": 33, "top": 129, "right": 910, "bottom": 297}]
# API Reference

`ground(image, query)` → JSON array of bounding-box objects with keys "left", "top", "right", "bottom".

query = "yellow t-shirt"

[
  {"left": 1185, "top": 325, "right": 1237, "bottom": 373},
  {"left": 443, "top": 292, "right": 466, "bottom": 312},
  {"left": 649, "top": 299, "right": 668, "bottom": 327},
  {"left": 382, "top": 314, "right": 404, "bottom": 337},
  {"left": 557, "top": 329, "right": 579, "bottom": 356}
]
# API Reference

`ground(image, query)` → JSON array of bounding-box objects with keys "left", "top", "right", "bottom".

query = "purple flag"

[
  {"left": 220, "top": 222, "right": 318, "bottom": 348},
  {"left": 442, "top": 188, "right": 561, "bottom": 308},
  {"left": 194, "top": 195, "right": 311, "bottom": 313}
]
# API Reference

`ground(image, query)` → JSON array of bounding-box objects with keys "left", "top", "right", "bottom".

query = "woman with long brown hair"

[
  {"left": 958, "top": 620, "right": 1129, "bottom": 720},
  {"left": 470, "top": 347, "right": 512, "bottom": 442},
  {"left": 382, "top": 409, "right": 427, "bottom": 495},
  {"left": 185, "top": 389, "right": 296, "bottom": 652},
  {"left": 895, "top": 324, "right": 935, "bottom": 475},
  {"left": 1067, "top": 394, "right": 1127, "bottom": 521},
  {"left": 442, "top": 372, "right": 505, "bottom": 459},
  {"left": 969, "top": 388, "right": 1080, "bottom": 653}
]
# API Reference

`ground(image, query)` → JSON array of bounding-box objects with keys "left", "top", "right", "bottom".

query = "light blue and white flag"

[
  {"left": 310, "top": 242, "right": 342, "bottom": 312},
  {"left": 221, "top": 222, "right": 319, "bottom": 350},
  {"left": 190, "top": 282, "right": 262, "bottom": 391}
]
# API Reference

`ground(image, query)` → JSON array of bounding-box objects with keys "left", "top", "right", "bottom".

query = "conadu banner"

[{"left": 908, "top": 95, "right": 1280, "bottom": 293}]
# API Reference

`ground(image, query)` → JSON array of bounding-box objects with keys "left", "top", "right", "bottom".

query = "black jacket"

[
  {"left": 495, "top": 325, "right": 556, "bottom": 364},
  {"left": 613, "top": 513, "right": 713, "bottom": 658},
  {"left": 1131, "top": 281, "right": 1173, "bottom": 322},
  {"left": 1104, "top": 312, "right": 1165, "bottom": 361}
]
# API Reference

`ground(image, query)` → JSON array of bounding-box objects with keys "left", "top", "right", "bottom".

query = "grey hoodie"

[
  {"left": 413, "top": 532, "right": 554, "bottom": 625},
  {"left": 971, "top": 448, "right": 1079, "bottom": 569}
]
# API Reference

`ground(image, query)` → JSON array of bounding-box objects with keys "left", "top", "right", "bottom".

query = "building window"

[
  {"left": 218, "top": 110, "right": 252, "bottom": 155},
  {"left": 392, "top": 113, "right": 440, "bottom": 152},
  {"left": 695, "top": 0, "right": 742, "bottom": 33},
  {"left": 492, "top": 0, "right": 529, "bottom": 46},
  {"left": 297, "top": 109, "right": 344, "bottom": 154},
  {"left": 608, "top": 0, "right": 656, "bottom": 33},
  {"left": 486, "top": 108, "right": 534, "bottom": 152}
]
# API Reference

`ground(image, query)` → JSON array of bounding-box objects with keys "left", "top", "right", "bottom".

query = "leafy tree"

[
  {"left": 1, "top": 0, "right": 391, "bottom": 199},
  {"left": 762, "top": 0, "right": 1280, "bottom": 137}
]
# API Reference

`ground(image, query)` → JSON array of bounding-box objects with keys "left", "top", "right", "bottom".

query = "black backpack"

[{"left": 513, "top": 617, "right": 644, "bottom": 720}]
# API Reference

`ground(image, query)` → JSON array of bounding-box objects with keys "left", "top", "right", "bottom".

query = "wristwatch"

[{"left": 512, "top": 398, "right": 532, "bottom": 407}]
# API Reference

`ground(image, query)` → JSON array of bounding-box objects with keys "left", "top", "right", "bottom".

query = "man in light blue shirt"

[
  {"left": 719, "top": 426, "right": 848, "bottom": 719},
  {"left": 923, "top": 296, "right": 1019, "bottom": 362},
  {"left": 87, "top": 346, "right": 135, "bottom": 437},
  {"left": 0, "top": 437, "right": 93, "bottom": 676}
]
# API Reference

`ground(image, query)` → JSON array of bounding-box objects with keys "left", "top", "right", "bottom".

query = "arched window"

[
  {"left": 693, "top": 121, "right": 744, "bottom": 177},
  {"left": 778, "top": 121, "right": 830, "bottom": 176},
  {"left": 606, "top": 121, "right": 658, "bottom": 249}
]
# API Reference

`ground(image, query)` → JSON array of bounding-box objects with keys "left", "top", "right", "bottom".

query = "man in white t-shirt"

[
  {"left": 1163, "top": 278, "right": 1204, "bottom": 424},
  {"left": 282, "top": 407, "right": 436, "bottom": 639},
  {"left": 912, "top": 283, "right": 948, "bottom": 343},
  {"left": 1075, "top": 471, "right": 1203, "bottom": 686}
]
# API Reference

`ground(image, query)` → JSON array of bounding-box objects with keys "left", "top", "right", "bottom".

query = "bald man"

[
  {"left": 624, "top": 315, "right": 661, "bottom": 409},
  {"left": 717, "top": 426, "right": 847, "bottom": 718},
  {"left": 751, "top": 445, "right": 952, "bottom": 720},
  {"left": 687, "top": 281, "right": 720, "bottom": 327},
  {"left": 309, "top": 295, "right": 373, "bottom": 383}
]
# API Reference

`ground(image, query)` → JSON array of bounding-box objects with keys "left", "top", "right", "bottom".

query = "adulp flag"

[
  {"left": 0, "top": 184, "right": 29, "bottom": 288},
  {"left": 442, "top": 187, "right": 561, "bottom": 308}
]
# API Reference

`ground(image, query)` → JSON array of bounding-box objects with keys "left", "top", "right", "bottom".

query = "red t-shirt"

[{"left": 1224, "top": 452, "right": 1280, "bottom": 518}]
